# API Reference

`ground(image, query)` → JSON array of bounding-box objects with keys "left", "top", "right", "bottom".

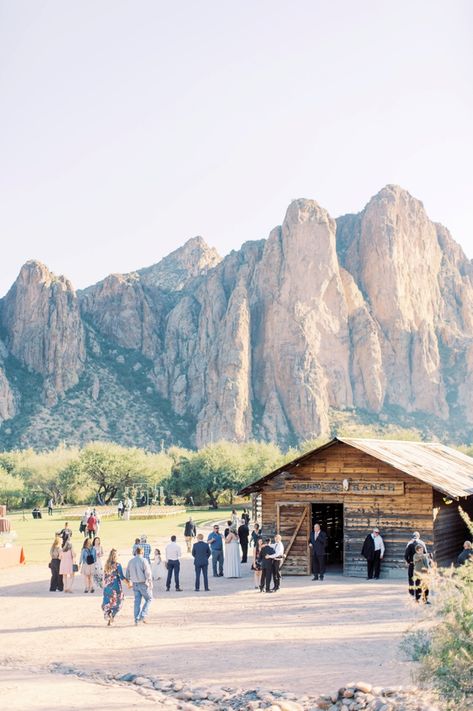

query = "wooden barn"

[{"left": 239, "top": 438, "right": 473, "bottom": 577}]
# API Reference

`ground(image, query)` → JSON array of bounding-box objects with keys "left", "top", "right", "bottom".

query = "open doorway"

[{"left": 312, "top": 503, "right": 344, "bottom": 569}]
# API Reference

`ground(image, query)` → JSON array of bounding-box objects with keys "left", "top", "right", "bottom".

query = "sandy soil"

[{"left": 0, "top": 534, "right": 420, "bottom": 709}]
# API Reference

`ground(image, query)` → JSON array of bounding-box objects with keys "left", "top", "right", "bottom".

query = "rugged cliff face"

[
  {"left": 1, "top": 186, "right": 473, "bottom": 450},
  {"left": 0, "top": 260, "right": 85, "bottom": 406}
]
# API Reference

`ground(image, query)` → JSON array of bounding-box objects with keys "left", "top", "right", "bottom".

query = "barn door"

[{"left": 277, "top": 503, "right": 311, "bottom": 575}]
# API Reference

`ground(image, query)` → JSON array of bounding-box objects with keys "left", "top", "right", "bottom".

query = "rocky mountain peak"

[
  {"left": 0, "top": 260, "right": 85, "bottom": 406},
  {"left": 2, "top": 186, "right": 473, "bottom": 450},
  {"left": 138, "top": 235, "right": 221, "bottom": 291}
]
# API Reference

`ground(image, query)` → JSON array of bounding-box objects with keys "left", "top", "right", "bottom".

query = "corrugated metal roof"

[{"left": 239, "top": 437, "right": 473, "bottom": 499}]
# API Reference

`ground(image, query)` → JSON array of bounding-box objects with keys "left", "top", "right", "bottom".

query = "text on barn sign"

[{"left": 285, "top": 480, "right": 404, "bottom": 495}]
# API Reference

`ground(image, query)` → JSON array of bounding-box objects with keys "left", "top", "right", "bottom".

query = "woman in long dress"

[
  {"left": 224, "top": 528, "right": 241, "bottom": 578},
  {"left": 49, "top": 535, "right": 63, "bottom": 592},
  {"left": 101, "top": 549, "right": 129, "bottom": 625},
  {"left": 92, "top": 536, "right": 104, "bottom": 589},
  {"left": 80, "top": 539, "right": 96, "bottom": 593},
  {"left": 151, "top": 547, "right": 166, "bottom": 597},
  {"left": 252, "top": 537, "right": 263, "bottom": 589},
  {"left": 59, "top": 540, "right": 76, "bottom": 593}
]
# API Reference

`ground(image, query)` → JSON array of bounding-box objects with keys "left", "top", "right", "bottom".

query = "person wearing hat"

[
  {"left": 361, "top": 527, "right": 385, "bottom": 579},
  {"left": 404, "top": 532, "right": 427, "bottom": 596}
]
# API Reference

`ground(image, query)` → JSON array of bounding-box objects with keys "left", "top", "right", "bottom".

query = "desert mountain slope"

[{"left": 1, "top": 186, "right": 472, "bottom": 450}]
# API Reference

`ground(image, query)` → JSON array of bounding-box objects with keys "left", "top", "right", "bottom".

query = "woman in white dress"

[
  {"left": 224, "top": 528, "right": 241, "bottom": 578},
  {"left": 151, "top": 548, "right": 166, "bottom": 597}
]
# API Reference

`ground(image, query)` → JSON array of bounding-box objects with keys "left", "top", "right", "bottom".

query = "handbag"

[
  {"left": 86, "top": 553, "right": 94, "bottom": 565},
  {"left": 72, "top": 563, "right": 79, "bottom": 573}
]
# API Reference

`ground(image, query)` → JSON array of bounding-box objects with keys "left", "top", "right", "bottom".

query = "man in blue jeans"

[
  {"left": 125, "top": 546, "right": 153, "bottom": 625},
  {"left": 207, "top": 524, "right": 224, "bottom": 577}
]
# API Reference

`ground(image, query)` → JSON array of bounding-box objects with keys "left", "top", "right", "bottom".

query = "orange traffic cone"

[{"left": 19, "top": 547, "right": 26, "bottom": 565}]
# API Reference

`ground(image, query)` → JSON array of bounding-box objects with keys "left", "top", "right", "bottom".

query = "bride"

[{"left": 224, "top": 527, "right": 241, "bottom": 578}]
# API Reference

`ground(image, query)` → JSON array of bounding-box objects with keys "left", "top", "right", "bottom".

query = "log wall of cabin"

[
  {"left": 259, "top": 441, "right": 434, "bottom": 577},
  {"left": 433, "top": 492, "right": 473, "bottom": 566}
]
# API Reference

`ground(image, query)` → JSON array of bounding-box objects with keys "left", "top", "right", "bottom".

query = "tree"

[
  {"left": 78, "top": 442, "right": 155, "bottom": 503},
  {"left": 0, "top": 466, "right": 24, "bottom": 509}
]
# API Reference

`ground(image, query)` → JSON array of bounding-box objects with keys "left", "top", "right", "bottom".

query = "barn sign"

[{"left": 285, "top": 480, "right": 404, "bottom": 495}]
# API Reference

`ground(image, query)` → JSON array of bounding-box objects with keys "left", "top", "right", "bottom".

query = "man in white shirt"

[
  {"left": 266, "top": 534, "right": 285, "bottom": 591},
  {"left": 165, "top": 535, "right": 182, "bottom": 591}
]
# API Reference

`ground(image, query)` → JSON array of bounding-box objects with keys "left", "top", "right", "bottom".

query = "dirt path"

[{"left": 0, "top": 540, "right": 418, "bottom": 707}]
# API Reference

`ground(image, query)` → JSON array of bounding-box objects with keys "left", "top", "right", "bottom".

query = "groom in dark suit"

[
  {"left": 192, "top": 534, "right": 211, "bottom": 591},
  {"left": 309, "top": 523, "right": 328, "bottom": 580}
]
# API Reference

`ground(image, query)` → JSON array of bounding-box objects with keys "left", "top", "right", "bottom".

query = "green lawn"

[{"left": 8, "top": 506, "right": 236, "bottom": 564}]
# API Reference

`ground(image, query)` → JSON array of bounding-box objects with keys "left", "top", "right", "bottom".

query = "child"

[{"left": 151, "top": 548, "right": 166, "bottom": 597}]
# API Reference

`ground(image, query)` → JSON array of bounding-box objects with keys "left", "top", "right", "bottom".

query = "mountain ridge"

[{"left": 2, "top": 185, "right": 473, "bottom": 451}]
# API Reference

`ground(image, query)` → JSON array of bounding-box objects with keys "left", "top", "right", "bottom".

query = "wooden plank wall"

[
  {"left": 260, "top": 441, "right": 434, "bottom": 577},
  {"left": 433, "top": 491, "right": 473, "bottom": 566}
]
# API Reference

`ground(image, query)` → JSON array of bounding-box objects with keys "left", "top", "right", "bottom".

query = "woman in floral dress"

[{"left": 101, "top": 549, "right": 129, "bottom": 625}]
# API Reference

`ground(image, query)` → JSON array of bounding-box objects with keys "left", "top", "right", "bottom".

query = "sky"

[{"left": 1, "top": 1, "right": 472, "bottom": 296}]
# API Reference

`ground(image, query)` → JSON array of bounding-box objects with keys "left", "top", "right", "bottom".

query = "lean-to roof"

[{"left": 239, "top": 437, "right": 473, "bottom": 499}]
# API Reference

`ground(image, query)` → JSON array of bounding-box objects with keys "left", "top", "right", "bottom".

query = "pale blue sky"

[{"left": 1, "top": 1, "right": 472, "bottom": 296}]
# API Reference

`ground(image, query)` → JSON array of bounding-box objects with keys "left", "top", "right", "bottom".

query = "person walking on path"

[
  {"left": 92, "top": 537, "right": 104, "bottom": 589},
  {"left": 266, "top": 534, "right": 285, "bottom": 591},
  {"left": 80, "top": 539, "right": 97, "bottom": 593},
  {"left": 361, "top": 527, "right": 385, "bottom": 580},
  {"left": 309, "top": 523, "right": 328, "bottom": 581},
  {"left": 404, "top": 532, "right": 427, "bottom": 596},
  {"left": 86, "top": 512, "right": 97, "bottom": 540},
  {"left": 79, "top": 511, "right": 89, "bottom": 536},
  {"left": 47, "top": 498, "right": 53, "bottom": 516},
  {"left": 59, "top": 522, "right": 72, "bottom": 547},
  {"left": 457, "top": 540, "right": 473, "bottom": 566},
  {"left": 117, "top": 500, "right": 124, "bottom": 518},
  {"left": 207, "top": 524, "right": 224, "bottom": 577},
  {"left": 165, "top": 535, "right": 182, "bottom": 591},
  {"left": 192, "top": 533, "right": 211, "bottom": 591},
  {"left": 259, "top": 538, "right": 275, "bottom": 593},
  {"left": 102, "top": 549, "right": 129, "bottom": 625},
  {"left": 59, "top": 539, "right": 76, "bottom": 593},
  {"left": 238, "top": 518, "right": 250, "bottom": 563},
  {"left": 151, "top": 548, "right": 166, "bottom": 597},
  {"left": 49, "top": 535, "right": 63, "bottom": 592},
  {"left": 137, "top": 534, "right": 151, "bottom": 564},
  {"left": 184, "top": 517, "right": 196, "bottom": 553},
  {"left": 126, "top": 546, "right": 153, "bottom": 625},
  {"left": 413, "top": 544, "right": 431, "bottom": 603}
]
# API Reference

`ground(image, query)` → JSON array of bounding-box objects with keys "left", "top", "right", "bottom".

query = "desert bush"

[{"left": 403, "top": 509, "right": 473, "bottom": 708}]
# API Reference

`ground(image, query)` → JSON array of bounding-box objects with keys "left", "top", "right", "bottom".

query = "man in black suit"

[
  {"left": 238, "top": 518, "right": 250, "bottom": 563},
  {"left": 259, "top": 538, "right": 275, "bottom": 593},
  {"left": 192, "top": 534, "right": 211, "bottom": 591},
  {"left": 309, "top": 523, "right": 328, "bottom": 581}
]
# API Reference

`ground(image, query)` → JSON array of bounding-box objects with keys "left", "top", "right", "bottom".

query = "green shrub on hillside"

[{"left": 403, "top": 509, "right": 473, "bottom": 708}]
